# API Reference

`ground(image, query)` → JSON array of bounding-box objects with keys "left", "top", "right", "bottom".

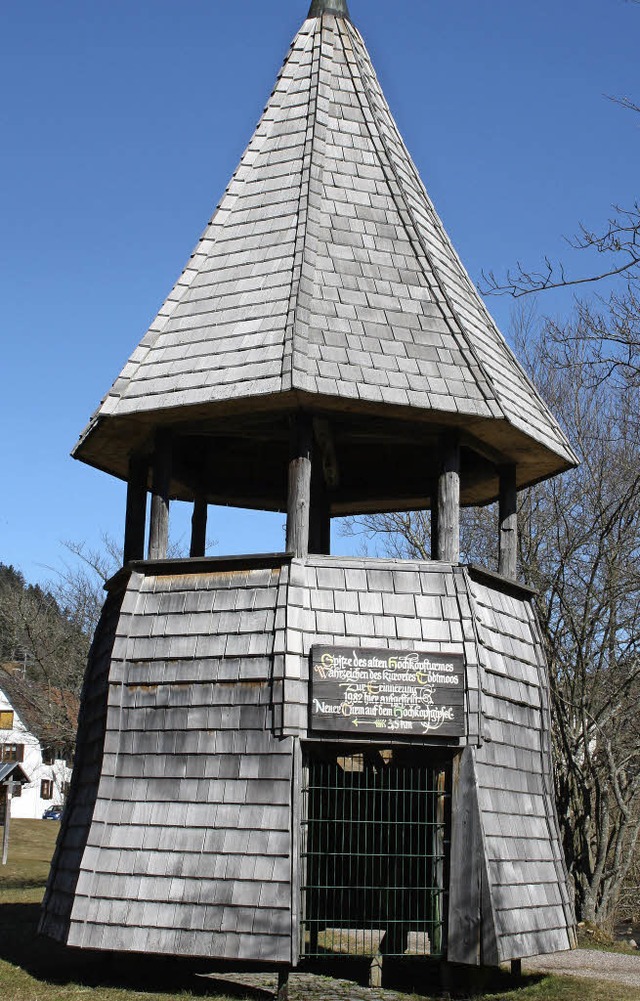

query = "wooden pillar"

[
  {"left": 123, "top": 453, "right": 148, "bottom": 564},
  {"left": 309, "top": 444, "right": 331, "bottom": 555},
  {"left": 286, "top": 415, "right": 313, "bottom": 558},
  {"left": 498, "top": 464, "right": 518, "bottom": 579},
  {"left": 437, "top": 431, "right": 460, "bottom": 564},
  {"left": 190, "top": 494, "right": 207, "bottom": 558},
  {"left": 430, "top": 479, "right": 439, "bottom": 560},
  {"left": 369, "top": 952, "right": 383, "bottom": 987},
  {"left": 148, "top": 429, "right": 172, "bottom": 561},
  {"left": 2, "top": 782, "right": 12, "bottom": 866},
  {"left": 276, "top": 969, "right": 290, "bottom": 1001}
]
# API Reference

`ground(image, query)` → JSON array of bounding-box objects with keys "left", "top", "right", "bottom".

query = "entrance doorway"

[{"left": 301, "top": 745, "right": 450, "bottom": 959}]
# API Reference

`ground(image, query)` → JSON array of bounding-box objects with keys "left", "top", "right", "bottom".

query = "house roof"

[
  {"left": 73, "top": 5, "right": 577, "bottom": 503},
  {"left": 0, "top": 762, "right": 29, "bottom": 786}
]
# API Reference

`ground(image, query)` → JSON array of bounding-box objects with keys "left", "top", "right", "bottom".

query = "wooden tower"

[{"left": 42, "top": 0, "right": 577, "bottom": 976}]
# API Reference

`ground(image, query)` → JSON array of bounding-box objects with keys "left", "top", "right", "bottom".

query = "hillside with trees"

[{"left": 0, "top": 563, "right": 90, "bottom": 756}]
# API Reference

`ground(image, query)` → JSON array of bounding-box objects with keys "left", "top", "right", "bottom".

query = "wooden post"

[
  {"left": 123, "top": 453, "right": 148, "bottom": 564},
  {"left": 431, "top": 479, "right": 439, "bottom": 560},
  {"left": 369, "top": 952, "right": 383, "bottom": 987},
  {"left": 286, "top": 415, "right": 313, "bottom": 558},
  {"left": 447, "top": 749, "right": 482, "bottom": 965},
  {"left": 498, "top": 464, "right": 518, "bottom": 579},
  {"left": 309, "top": 445, "right": 331, "bottom": 555},
  {"left": 437, "top": 431, "right": 460, "bottom": 564},
  {"left": 276, "top": 969, "right": 289, "bottom": 1001},
  {"left": 439, "top": 961, "right": 454, "bottom": 998},
  {"left": 190, "top": 494, "right": 208, "bottom": 558},
  {"left": 2, "top": 782, "right": 12, "bottom": 866},
  {"left": 148, "top": 429, "right": 172, "bottom": 561},
  {"left": 309, "top": 501, "right": 331, "bottom": 555}
]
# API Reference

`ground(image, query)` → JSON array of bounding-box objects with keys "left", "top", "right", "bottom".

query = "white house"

[{"left": 0, "top": 674, "right": 73, "bottom": 819}]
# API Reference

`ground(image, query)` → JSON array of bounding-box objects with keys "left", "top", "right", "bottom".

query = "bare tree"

[
  {"left": 481, "top": 203, "right": 640, "bottom": 300},
  {"left": 344, "top": 317, "right": 640, "bottom": 928},
  {"left": 0, "top": 537, "right": 124, "bottom": 752},
  {"left": 55, "top": 534, "right": 125, "bottom": 638},
  {"left": 521, "top": 327, "right": 640, "bottom": 928},
  {"left": 0, "top": 566, "right": 88, "bottom": 752},
  {"left": 481, "top": 89, "right": 640, "bottom": 394},
  {"left": 481, "top": 94, "right": 639, "bottom": 301}
]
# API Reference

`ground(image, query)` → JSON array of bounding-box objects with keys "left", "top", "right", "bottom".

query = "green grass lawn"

[
  {"left": 1, "top": 817, "right": 60, "bottom": 888},
  {"left": 0, "top": 820, "right": 638, "bottom": 1001}
]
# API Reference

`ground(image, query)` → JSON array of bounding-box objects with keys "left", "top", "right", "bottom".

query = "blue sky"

[{"left": 1, "top": 0, "right": 638, "bottom": 585}]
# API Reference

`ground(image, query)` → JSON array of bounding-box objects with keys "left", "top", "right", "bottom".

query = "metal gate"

[{"left": 301, "top": 746, "right": 449, "bottom": 959}]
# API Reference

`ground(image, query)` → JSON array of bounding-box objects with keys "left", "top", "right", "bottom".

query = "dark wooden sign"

[{"left": 310, "top": 646, "right": 465, "bottom": 737}]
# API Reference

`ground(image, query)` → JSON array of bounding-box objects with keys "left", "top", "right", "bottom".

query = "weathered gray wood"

[
  {"left": 447, "top": 747, "right": 484, "bottom": 965},
  {"left": 123, "top": 453, "right": 148, "bottom": 564},
  {"left": 369, "top": 953, "right": 383, "bottom": 988},
  {"left": 309, "top": 445, "right": 331, "bottom": 555},
  {"left": 312, "top": 418, "right": 339, "bottom": 489},
  {"left": 148, "top": 430, "right": 172, "bottom": 561},
  {"left": 308, "top": 0, "right": 350, "bottom": 20},
  {"left": 276, "top": 969, "right": 290, "bottom": 1001},
  {"left": 437, "top": 432, "right": 460, "bottom": 563},
  {"left": 289, "top": 739, "right": 302, "bottom": 963},
  {"left": 43, "top": 555, "right": 574, "bottom": 965},
  {"left": 190, "top": 494, "right": 207, "bottom": 558},
  {"left": 309, "top": 505, "right": 330, "bottom": 555},
  {"left": 430, "top": 480, "right": 439, "bottom": 560},
  {"left": 498, "top": 465, "right": 518, "bottom": 579},
  {"left": 286, "top": 416, "right": 312, "bottom": 558},
  {"left": 72, "top": 3, "right": 578, "bottom": 508},
  {"left": 1, "top": 784, "right": 11, "bottom": 866}
]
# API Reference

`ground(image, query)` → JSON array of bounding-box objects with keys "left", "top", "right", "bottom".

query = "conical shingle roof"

[{"left": 74, "top": 5, "right": 577, "bottom": 507}]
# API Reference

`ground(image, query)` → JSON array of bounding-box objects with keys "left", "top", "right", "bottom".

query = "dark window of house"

[
  {"left": 41, "top": 747, "right": 55, "bottom": 765},
  {"left": 40, "top": 779, "right": 54, "bottom": 800},
  {"left": 0, "top": 711, "right": 14, "bottom": 730},
  {"left": 0, "top": 744, "right": 24, "bottom": 763},
  {"left": 12, "top": 783, "right": 22, "bottom": 797}
]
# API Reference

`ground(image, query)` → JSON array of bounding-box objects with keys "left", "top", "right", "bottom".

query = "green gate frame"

[{"left": 300, "top": 744, "right": 451, "bottom": 959}]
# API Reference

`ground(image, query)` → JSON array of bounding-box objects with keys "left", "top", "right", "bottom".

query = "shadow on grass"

[
  {"left": 380, "top": 957, "right": 544, "bottom": 997},
  {"left": 0, "top": 902, "right": 548, "bottom": 999},
  {"left": 0, "top": 902, "right": 273, "bottom": 999},
  {"left": 295, "top": 947, "right": 546, "bottom": 996}
]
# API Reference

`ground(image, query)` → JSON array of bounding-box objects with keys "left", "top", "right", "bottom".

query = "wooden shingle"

[
  {"left": 42, "top": 548, "right": 574, "bottom": 967},
  {"left": 73, "top": 10, "right": 577, "bottom": 500}
]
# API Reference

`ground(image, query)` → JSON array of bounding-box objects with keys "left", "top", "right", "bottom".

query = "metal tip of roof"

[{"left": 307, "top": 0, "right": 351, "bottom": 21}]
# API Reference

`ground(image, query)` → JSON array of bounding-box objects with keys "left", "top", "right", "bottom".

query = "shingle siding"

[
  {"left": 468, "top": 571, "right": 575, "bottom": 961},
  {"left": 41, "top": 564, "right": 294, "bottom": 963},
  {"left": 41, "top": 554, "right": 574, "bottom": 964}
]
